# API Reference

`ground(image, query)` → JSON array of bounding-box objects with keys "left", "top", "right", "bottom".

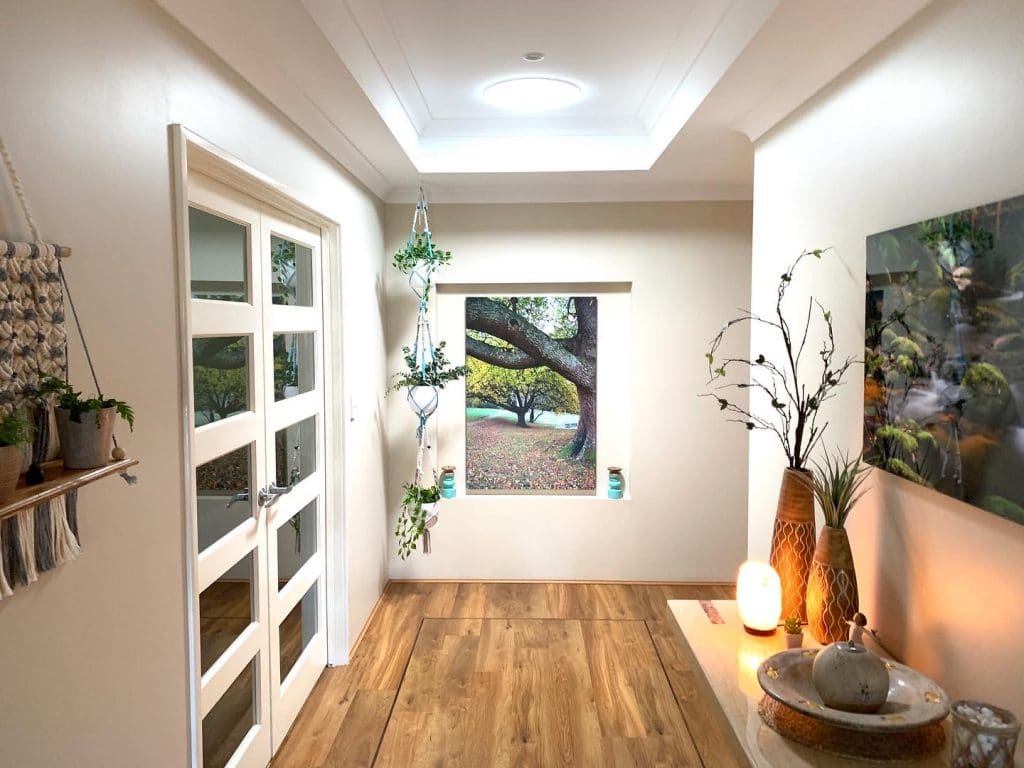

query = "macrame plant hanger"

[
  {"left": 0, "top": 134, "right": 135, "bottom": 599},
  {"left": 406, "top": 188, "right": 441, "bottom": 552}
]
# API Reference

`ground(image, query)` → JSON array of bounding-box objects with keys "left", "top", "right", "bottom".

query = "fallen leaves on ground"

[{"left": 466, "top": 419, "right": 596, "bottom": 491}]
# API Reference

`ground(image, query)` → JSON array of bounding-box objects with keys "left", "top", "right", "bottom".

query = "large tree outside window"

[{"left": 464, "top": 296, "right": 597, "bottom": 492}]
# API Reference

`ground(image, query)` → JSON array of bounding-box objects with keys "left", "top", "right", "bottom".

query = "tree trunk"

[
  {"left": 568, "top": 386, "right": 596, "bottom": 459},
  {"left": 516, "top": 409, "right": 528, "bottom": 427}
]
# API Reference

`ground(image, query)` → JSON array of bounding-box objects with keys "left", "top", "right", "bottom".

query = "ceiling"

[{"left": 155, "top": 0, "right": 933, "bottom": 202}]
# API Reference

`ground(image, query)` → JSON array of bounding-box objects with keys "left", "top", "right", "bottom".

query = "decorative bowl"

[{"left": 757, "top": 648, "right": 949, "bottom": 733}]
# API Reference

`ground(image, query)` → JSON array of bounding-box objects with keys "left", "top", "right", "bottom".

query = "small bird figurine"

[{"left": 846, "top": 612, "right": 880, "bottom": 649}]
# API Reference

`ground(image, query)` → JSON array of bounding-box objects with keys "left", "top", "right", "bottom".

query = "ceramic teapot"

[{"left": 811, "top": 612, "right": 889, "bottom": 713}]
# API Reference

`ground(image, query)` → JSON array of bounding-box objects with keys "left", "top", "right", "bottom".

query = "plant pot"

[
  {"left": 407, "top": 385, "right": 439, "bottom": 418},
  {"left": 0, "top": 444, "right": 24, "bottom": 502},
  {"left": 785, "top": 632, "right": 804, "bottom": 649},
  {"left": 55, "top": 406, "right": 115, "bottom": 469},
  {"left": 283, "top": 384, "right": 300, "bottom": 399},
  {"left": 769, "top": 468, "right": 816, "bottom": 623},
  {"left": 408, "top": 260, "right": 432, "bottom": 298},
  {"left": 807, "top": 526, "right": 860, "bottom": 644}
]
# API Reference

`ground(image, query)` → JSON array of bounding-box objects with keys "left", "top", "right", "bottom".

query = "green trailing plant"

[
  {"left": 783, "top": 616, "right": 803, "bottom": 635},
  {"left": 390, "top": 341, "right": 468, "bottom": 391},
  {"left": 392, "top": 232, "right": 452, "bottom": 274},
  {"left": 702, "top": 248, "right": 858, "bottom": 470},
  {"left": 0, "top": 409, "right": 33, "bottom": 447},
  {"left": 811, "top": 451, "right": 871, "bottom": 529},
  {"left": 34, "top": 375, "right": 135, "bottom": 431},
  {"left": 395, "top": 482, "right": 441, "bottom": 559}
]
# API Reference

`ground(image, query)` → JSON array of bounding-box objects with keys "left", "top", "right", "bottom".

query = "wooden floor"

[{"left": 271, "top": 582, "right": 741, "bottom": 768}]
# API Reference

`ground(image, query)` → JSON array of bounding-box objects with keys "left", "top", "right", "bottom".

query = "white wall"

[
  {"left": 750, "top": 0, "right": 1024, "bottom": 721},
  {"left": 385, "top": 202, "right": 752, "bottom": 581},
  {"left": 0, "top": 1, "right": 389, "bottom": 765}
]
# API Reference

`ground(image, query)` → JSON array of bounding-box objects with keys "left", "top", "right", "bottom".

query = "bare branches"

[{"left": 703, "top": 247, "right": 857, "bottom": 469}]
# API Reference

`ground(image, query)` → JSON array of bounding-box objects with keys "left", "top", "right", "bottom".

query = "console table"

[{"left": 667, "top": 599, "right": 948, "bottom": 768}]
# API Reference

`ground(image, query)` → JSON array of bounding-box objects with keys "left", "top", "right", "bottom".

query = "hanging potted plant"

[
  {"left": 392, "top": 232, "right": 453, "bottom": 298},
  {"left": 395, "top": 481, "right": 440, "bottom": 559},
  {"left": 391, "top": 341, "right": 467, "bottom": 418},
  {"left": 807, "top": 450, "right": 870, "bottom": 643},
  {"left": 35, "top": 376, "right": 134, "bottom": 469},
  {"left": 703, "top": 248, "right": 858, "bottom": 621},
  {"left": 0, "top": 409, "right": 33, "bottom": 502}
]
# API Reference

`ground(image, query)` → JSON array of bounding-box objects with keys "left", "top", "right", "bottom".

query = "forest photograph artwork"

[
  {"left": 864, "top": 194, "right": 1024, "bottom": 525},
  {"left": 465, "top": 296, "right": 597, "bottom": 493}
]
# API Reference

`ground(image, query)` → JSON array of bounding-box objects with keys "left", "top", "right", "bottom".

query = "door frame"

[{"left": 170, "top": 125, "right": 349, "bottom": 768}]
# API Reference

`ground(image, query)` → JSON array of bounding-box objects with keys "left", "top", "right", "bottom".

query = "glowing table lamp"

[{"left": 736, "top": 560, "right": 782, "bottom": 635}]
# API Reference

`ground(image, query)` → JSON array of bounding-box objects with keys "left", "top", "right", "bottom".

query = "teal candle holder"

[
  {"left": 608, "top": 467, "right": 624, "bottom": 500},
  {"left": 440, "top": 466, "right": 456, "bottom": 499}
]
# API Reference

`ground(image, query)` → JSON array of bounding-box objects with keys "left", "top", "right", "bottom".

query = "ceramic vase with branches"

[{"left": 704, "top": 248, "right": 857, "bottom": 621}]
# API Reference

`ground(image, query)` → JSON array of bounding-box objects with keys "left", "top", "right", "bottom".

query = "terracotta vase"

[
  {"left": 807, "top": 526, "right": 860, "bottom": 644},
  {"left": 769, "top": 468, "right": 816, "bottom": 623}
]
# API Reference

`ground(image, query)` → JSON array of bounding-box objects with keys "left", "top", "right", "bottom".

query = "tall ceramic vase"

[
  {"left": 806, "top": 526, "right": 859, "bottom": 644},
  {"left": 769, "top": 468, "right": 816, "bottom": 623}
]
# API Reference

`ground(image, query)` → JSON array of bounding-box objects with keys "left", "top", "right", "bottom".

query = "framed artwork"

[
  {"left": 464, "top": 295, "right": 596, "bottom": 494},
  {"left": 864, "top": 194, "right": 1024, "bottom": 525}
]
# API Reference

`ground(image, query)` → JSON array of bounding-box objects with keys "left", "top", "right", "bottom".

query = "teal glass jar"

[
  {"left": 608, "top": 467, "right": 624, "bottom": 500},
  {"left": 440, "top": 466, "right": 456, "bottom": 499}
]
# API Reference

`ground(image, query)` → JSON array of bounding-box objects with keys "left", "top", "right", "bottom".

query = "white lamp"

[{"left": 736, "top": 560, "right": 782, "bottom": 636}]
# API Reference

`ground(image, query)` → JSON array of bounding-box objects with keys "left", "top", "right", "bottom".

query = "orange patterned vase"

[
  {"left": 807, "top": 526, "right": 859, "bottom": 644},
  {"left": 769, "top": 468, "right": 816, "bottom": 623}
]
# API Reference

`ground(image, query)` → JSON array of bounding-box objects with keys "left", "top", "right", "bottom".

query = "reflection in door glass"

[
  {"left": 277, "top": 500, "right": 317, "bottom": 592},
  {"left": 275, "top": 416, "right": 316, "bottom": 489},
  {"left": 273, "top": 332, "right": 315, "bottom": 401},
  {"left": 189, "top": 207, "right": 248, "bottom": 302},
  {"left": 193, "top": 336, "right": 250, "bottom": 426},
  {"left": 270, "top": 235, "right": 313, "bottom": 306},
  {"left": 202, "top": 656, "right": 256, "bottom": 768},
  {"left": 280, "top": 582, "right": 318, "bottom": 682},
  {"left": 196, "top": 444, "right": 253, "bottom": 554},
  {"left": 199, "top": 549, "right": 254, "bottom": 674}
]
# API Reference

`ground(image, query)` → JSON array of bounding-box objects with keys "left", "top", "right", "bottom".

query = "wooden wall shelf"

[{"left": 0, "top": 459, "right": 138, "bottom": 523}]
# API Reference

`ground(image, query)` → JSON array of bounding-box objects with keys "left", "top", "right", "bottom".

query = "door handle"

[{"left": 257, "top": 483, "right": 293, "bottom": 508}]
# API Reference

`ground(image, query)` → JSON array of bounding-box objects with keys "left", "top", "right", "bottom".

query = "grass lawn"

[{"left": 466, "top": 418, "right": 595, "bottom": 492}]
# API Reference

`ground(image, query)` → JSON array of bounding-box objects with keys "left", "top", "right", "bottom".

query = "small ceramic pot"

[
  {"left": 785, "top": 632, "right": 804, "bottom": 649},
  {"left": 440, "top": 467, "right": 456, "bottom": 499},
  {"left": 56, "top": 407, "right": 115, "bottom": 469},
  {"left": 608, "top": 467, "right": 624, "bottom": 499},
  {"left": 0, "top": 444, "right": 24, "bottom": 502},
  {"left": 812, "top": 641, "right": 889, "bottom": 713}
]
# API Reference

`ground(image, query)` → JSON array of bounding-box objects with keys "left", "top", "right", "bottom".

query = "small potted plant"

[
  {"left": 391, "top": 341, "right": 467, "bottom": 417},
  {"left": 395, "top": 482, "right": 440, "bottom": 559},
  {"left": 783, "top": 616, "right": 804, "bottom": 649},
  {"left": 0, "top": 409, "right": 33, "bottom": 502},
  {"left": 36, "top": 376, "right": 134, "bottom": 469},
  {"left": 392, "top": 233, "right": 453, "bottom": 298}
]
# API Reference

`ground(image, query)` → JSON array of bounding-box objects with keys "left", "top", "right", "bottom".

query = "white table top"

[{"left": 667, "top": 599, "right": 949, "bottom": 768}]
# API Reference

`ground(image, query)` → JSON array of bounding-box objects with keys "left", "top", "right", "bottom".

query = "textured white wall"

[
  {"left": 385, "top": 202, "right": 752, "bottom": 581},
  {"left": 750, "top": 0, "right": 1024, "bottom": 721},
  {"left": 0, "top": 0, "right": 389, "bottom": 765}
]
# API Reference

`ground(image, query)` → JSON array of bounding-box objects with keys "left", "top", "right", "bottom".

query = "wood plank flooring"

[{"left": 271, "top": 582, "right": 741, "bottom": 768}]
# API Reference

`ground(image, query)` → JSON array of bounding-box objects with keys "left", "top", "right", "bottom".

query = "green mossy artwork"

[{"left": 864, "top": 194, "right": 1024, "bottom": 525}]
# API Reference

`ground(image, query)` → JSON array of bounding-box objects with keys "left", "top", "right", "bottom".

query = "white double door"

[{"left": 186, "top": 173, "right": 328, "bottom": 768}]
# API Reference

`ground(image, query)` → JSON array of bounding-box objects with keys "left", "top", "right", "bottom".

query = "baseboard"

[{"left": 347, "top": 579, "right": 393, "bottom": 658}]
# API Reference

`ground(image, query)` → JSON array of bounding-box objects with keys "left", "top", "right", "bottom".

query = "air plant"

[{"left": 811, "top": 451, "right": 871, "bottom": 529}]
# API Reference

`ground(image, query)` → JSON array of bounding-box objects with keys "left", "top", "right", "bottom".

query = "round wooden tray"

[{"left": 759, "top": 695, "right": 947, "bottom": 762}]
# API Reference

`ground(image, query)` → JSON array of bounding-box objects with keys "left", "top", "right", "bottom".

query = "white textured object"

[{"left": 812, "top": 642, "right": 889, "bottom": 713}]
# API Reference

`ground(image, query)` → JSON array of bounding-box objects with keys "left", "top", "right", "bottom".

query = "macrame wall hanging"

[
  {"left": 391, "top": 189, "right": 466, "bottom": 559},
  {"left": 0, "top": 134, "right": 136, "bottom": 599}
]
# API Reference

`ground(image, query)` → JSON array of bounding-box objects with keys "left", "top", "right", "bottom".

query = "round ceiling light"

[
  {"left": 482, "top": 77, "right": 582, "bottom": 112},
  {"left": 522, "top": 51, "right": 545, "bottom": 62}
]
